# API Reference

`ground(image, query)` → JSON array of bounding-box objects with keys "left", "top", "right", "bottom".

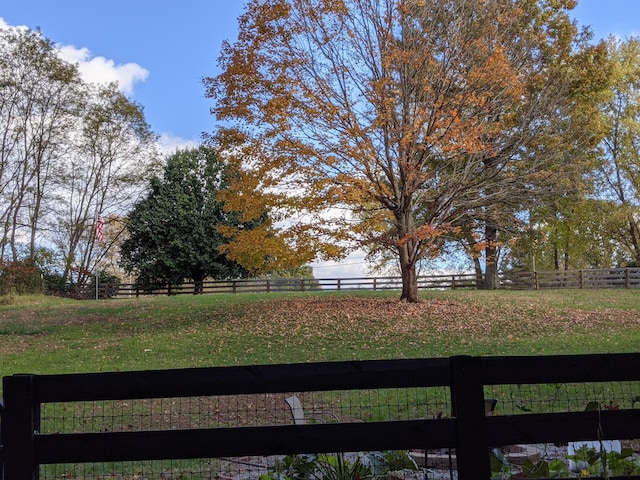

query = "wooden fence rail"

[
  {"left": 504, "top": 268, "right": 640, "bottom": 290},
  {"left": 82, "top": 267, "right": 640, "bottom": 299},
  {"left": 2, "top": 353, "right": 640, "bottom": 479}
]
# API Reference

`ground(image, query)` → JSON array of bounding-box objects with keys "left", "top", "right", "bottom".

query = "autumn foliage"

[{"left": 205, "top": 0, "right": 608, "bottom": 301}]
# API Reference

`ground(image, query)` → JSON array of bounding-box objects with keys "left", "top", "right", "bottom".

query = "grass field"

[{"left": 1, "top": 288, "right": 639, "bottom": 392}]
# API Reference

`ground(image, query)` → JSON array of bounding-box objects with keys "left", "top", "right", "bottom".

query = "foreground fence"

[
  {"left": 1, "top": 353, "right": 639, "bottom": 479},
  {"left": 82, "top": 267, "right": 640, "bottom": 298}
]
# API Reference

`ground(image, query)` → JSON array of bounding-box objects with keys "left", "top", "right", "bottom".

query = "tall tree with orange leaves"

[{"left": 206, "top": 0, "right": 607, "bottom": 302}]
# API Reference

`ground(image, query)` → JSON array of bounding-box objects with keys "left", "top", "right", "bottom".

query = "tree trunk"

[
  {"left": 628, "top": 217, "right": 640, "bottom": 265},
  {"left": 397, "top": 206, "right": 420, "bottom": 302},
  {"left": 399, "top": 260, "right": 418, "bottom": 302},
  {"left": 398, "top": 240, "right": 419, "bottom": 302},
  {"left": 483, "top": 219, "right": 498, "bottom": 290},
  {"left": 472, "top": 256, "right": 484, "bottom": 289}
]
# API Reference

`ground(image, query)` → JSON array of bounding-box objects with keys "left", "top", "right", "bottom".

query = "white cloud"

[
  {"left": 157, "top": 133, "right": 199, "bottom": 155},
  {"left": 0, "top": 17, "right": 148, "bottom": 96},
  {"left": 58, "top": 45, "right": 148, "bottom": 96}
]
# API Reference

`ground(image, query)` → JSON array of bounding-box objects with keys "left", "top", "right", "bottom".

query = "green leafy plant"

[
  {"left": 519, "top": 459, "right": 550, "bottom": 478},
  {"left": 314, "top": 454, "right": 372, "bottom": 480},
  {"left": 506, "top": 457, "right": 570, "bottom": 478},
  {"left": 260, "top": 451, "right": 417, "bottom": 480},
  {"left": 606, "top": 448, "right": 640, "bottom": 476},
  {"left": 548, "top": 459, "right": 572, "bottom": 478},
  {"left": 490, "top": 448, "right": 511, "bottom": 479},
  {"left": 565, "top": 444, "right": 640, "bottom": 478},
  {"left": 260, "top": 454, "right": 318, "bottom": 480},
  {"left": 378, "top": 450, "right": 419, "bottom": 473}
]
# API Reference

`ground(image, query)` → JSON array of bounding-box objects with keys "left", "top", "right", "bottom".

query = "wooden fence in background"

[
  {"left": 85, "top": 267, "right": 640, "bottom": 298},
  {"left": 505, "top": 268, "right": 640, "bottom": 290},
  {"left": 96, "top": 272, "right": 480, "bottom": 298}
]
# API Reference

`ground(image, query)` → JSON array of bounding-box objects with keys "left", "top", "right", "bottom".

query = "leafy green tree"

[
  {"left": 265, "top": 265, "right": 320, "bottom": 289},
  {"left": 52, "top": 82, "right": 159, "bottom": 290},
  {"left": 0, "top": 26, "right": 159, "bottom": 293},
  {"left": 0, "top": 27, "right": 83, "bottom": 261},
  {"left": 595, "top": 37, "right": 640, "bottom": 265},
  {"left": 508, "top": 36, "right": 640, "bottom": 273},
  {"left": 505, "top": 199, "right": 625, "bottom": 272},
  {"left": 120, "top": 147, "right": 255, "bottom": 293},
  {"left": 453, "top": 28, "right": 610, "bottom": 288}
]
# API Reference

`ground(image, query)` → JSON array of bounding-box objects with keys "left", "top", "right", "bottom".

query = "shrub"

[{"left": 0, "top": 261, "right": 42, "bottom": 296}]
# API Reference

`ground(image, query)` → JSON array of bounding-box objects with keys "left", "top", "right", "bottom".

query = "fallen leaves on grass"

[
  {"left": 2, "top": 295, "right": 639, "bottom": 359},
  {"left": 233, "top": 296, "right": 640, "bottom": 342}
]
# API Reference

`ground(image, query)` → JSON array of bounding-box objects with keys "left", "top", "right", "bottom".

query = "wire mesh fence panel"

[
  {"left": 291, "top": 387, "right": 452, "bottom": 423},
  {"left": 39, "top": 387, "right": 453, "bottom": 435},
  {"left": 5, "top": 355, "right": 639, "bottom": 480},
  {"left": 35, "top": 382, "right": 640, "bottom": 479},
  {"left": 484, "top": 380, "right": 640, "bottom": 415},
  {"left": 36, "top": 387, "right": 454, "bottom": 480},
  {"left": 481, "top": 380, "right": 640, "bottom": 479},
  {"left": 40, "top": 458, "right": 251, "bottom": 480}
]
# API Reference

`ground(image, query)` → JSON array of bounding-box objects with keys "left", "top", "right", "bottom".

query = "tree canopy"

[
  {"left": 120, "top": 146, "right": 264, "bottom": 292},
  {"left": 0, "top": 26, "right": 159, "bottom": 292},
  {"left": 503, "top": 36, "right": 640, "bottom": 272},
  {"left": 205, "top": 0, "right": 609, "bottom": 301},
  {"left": 595, "top": 37, "right": 640, "bottom": 265}
]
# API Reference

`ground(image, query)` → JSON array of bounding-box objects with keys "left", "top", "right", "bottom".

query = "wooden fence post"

[
  {"left": 2, "top": 375, "right": 39, "bottom": 480},
  {"left": 626, "top": 268, "right": 631, "bottom": 289},
  {"left": 449, "top": 356, "right": 491, "bottom": 480}
]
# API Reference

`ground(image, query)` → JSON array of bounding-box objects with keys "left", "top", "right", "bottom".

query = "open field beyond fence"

[{"left": 1, "top": 289, "right": 640, "bottom": 385}]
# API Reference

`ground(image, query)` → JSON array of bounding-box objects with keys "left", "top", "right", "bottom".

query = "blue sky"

[
  {"left": 2, "top": 1, "right": 638, "bottom": 151},
  {"left": 1, "top": 1, "right": 639, "bottom": 277}
]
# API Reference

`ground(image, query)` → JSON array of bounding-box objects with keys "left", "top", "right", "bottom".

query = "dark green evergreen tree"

[{"left": 120, "top": 146, "right": 253, "bottom": 293}]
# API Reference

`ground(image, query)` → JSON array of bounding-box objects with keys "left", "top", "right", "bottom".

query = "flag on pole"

[{"left": 96, "top": 216, "right": 104, "bottom": 242}]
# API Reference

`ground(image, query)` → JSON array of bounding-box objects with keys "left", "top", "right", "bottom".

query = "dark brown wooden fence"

[
  {"left": 90, "top": 273, "right": 481, "bottom": 298},
  {"left": 82, "top": 267, "right": 640, "bottom": 298},
  {"left": 2, "top": 354, "right": 640, "bottom": 479},
  {"left": 504, "top": 268, "right": 640, "bottom": 290}
]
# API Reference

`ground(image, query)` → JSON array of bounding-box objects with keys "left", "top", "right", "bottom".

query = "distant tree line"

[
  {"left": 0, "top": 26, "right": 315, "bottom": 297},
  {"left": 4, "top": 4, "right": 640, "bottom": 301}
]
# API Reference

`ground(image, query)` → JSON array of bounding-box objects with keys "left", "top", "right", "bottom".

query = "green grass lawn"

[{"left": 1, "top": 289, "right": 639, "bottom": 393}]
